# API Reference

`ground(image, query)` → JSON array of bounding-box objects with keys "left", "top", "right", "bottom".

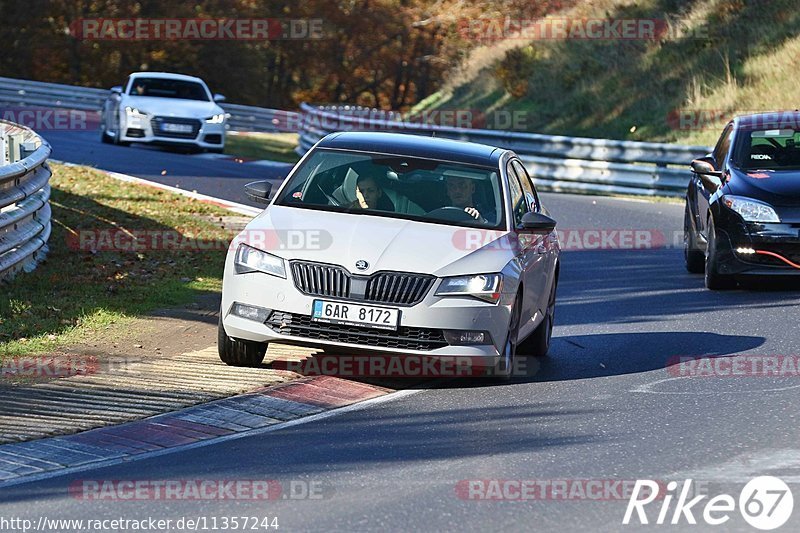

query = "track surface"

[{"left": 4, "top": 129, "right": 800, "bottom": 531}]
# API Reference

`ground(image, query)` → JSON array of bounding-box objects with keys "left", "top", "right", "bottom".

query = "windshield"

[
  {"left": 735, "top": 128, "right": 800, "bottom": 170},
  {"left": 128, "top": 77, "right": 210, "bottom": 101},
  {"left": 274, "top": 149, "right": 505, "bottom": 229}
]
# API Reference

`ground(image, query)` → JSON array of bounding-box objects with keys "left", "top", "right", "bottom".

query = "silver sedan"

[{"left": 219, "top": 132, "right": 560, "bottom": 378}]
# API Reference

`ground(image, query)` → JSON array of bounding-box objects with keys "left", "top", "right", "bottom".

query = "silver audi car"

[{"left": 219, "top": 132, "right": 560, "bottom": 377}]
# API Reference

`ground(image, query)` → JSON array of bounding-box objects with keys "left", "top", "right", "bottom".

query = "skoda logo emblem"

[{"left": 355, "top": 260, "right": 369, "bottom": 271}]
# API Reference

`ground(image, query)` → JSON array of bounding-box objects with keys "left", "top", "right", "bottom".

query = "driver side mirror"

[
  {"left": 110, "top": 86, "right": 122, "bottom": 94},
  {"left": 691, "top": 158, "right": 722, "bottom": 177},
  {"left": 244, "top": 180, "right": 273, "bottom": 205},
  {"left": 213, "top": 93, "right": 226, "bottom": 103},
  {"left": 691, "top": 157, "right": 724, "bottom": 192},
  {"left": 521, "top": 212, "right": 557, "bottom": 233}
]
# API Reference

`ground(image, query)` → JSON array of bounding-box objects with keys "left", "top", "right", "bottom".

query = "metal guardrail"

[
  {"left": 0, "top": 120, "right": 52, "bottom": 282},
  {"left": 0, "top": 77, "right": 299, "bottom": 134},
  {"left": 297, "top": 104, "right": 713, "bottom": 197}
]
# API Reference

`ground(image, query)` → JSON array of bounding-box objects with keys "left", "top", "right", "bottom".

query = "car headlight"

[
  {"left": 435, "top": 274, "right": 503, "bottom": 303},
  {"left": 722, "top": 195, "right": 780, "bottom": 223},
  {"left": 234, "top": 244, "right": 286, "bottom": 278},
  {"left": 124, "top": 106, "right": 148, "bottom": 118},
  {"left": 206, "top": 113, "right": 225, "bottom": 124}
]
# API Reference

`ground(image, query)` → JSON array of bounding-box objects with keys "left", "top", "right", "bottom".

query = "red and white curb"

[{"left": 0, "top": 377, "right": 416, "bottom": 487}]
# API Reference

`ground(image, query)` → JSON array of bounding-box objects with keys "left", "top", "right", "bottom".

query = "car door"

[
  {"left": 696, "top": 123, "right": 734, "bottom": 242},
  {"left": 506, "top": 160, "right": 550, "bottom": 340}
]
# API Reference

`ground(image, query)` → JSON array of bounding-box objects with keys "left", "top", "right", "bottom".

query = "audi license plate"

[
  {"left": 160, "top": 123, "right": 193, "bottom": 133},
  {"left": 312, "top": 300, "right": 400, "bottom": 331}
]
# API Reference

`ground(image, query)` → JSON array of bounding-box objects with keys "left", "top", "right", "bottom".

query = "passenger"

[
  {"left": 445, "top": 175, "right": 495, "bottom": 223},
  {"left": 351, "top": 175, "right": 395, "bottom": 211}
]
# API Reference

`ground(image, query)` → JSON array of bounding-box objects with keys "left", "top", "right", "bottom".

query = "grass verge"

[
  {"left": 0, "top": 163, "right": 238, "bottom": 359},
  {"left": 225, "top": 132, "right": 299, "bottom": 163}
]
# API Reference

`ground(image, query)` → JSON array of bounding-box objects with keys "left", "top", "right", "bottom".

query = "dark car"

[{"left": 685, "top": 112, "right": 800, "bottom": 289}]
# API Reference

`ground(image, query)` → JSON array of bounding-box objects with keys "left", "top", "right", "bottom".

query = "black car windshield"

[
  {"left": 274, "top": 149, "right": 505, "bottom": 229},
  {"left": 735, "top": 128, "right": 800, "bottom": 170},
  {"left": 128, "top": 78, "right": 210, "bottom": 101}
]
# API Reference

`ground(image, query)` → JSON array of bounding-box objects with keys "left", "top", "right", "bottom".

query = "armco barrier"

[
  {"left": 0, "top": 120, "right": 52, "bottom": 282},
  {"left": 0, "top": 77, "right": 299, "bottom": 134},
  {"left": 297, "top": 104, "right": 712, "bottom": 197}
]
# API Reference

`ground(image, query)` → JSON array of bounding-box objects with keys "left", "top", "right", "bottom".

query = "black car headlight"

[{"left": 722, "top": 195, "right": 780, "bottom": 223}]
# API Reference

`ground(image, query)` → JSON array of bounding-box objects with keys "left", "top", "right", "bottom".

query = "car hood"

[
  {"left": 238, "top": 205, "right": 517, "bottom": 277},
  {"left": 728, "top": 167, "right": 800, "bottom": 207},
  {"left": 122, "top": 95, "right": 222, "bottom": 119}
]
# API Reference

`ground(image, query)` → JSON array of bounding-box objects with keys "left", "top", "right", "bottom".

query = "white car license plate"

[
  {"left": 161, "top": 123, "right": 193, "bottom": 133},
  {"left": 312, "top": 300, "right": 400, "bottom": 331}
]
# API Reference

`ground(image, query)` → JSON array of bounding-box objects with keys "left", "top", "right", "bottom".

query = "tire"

[
  {"left": 218, "top": 318, "right": 268, "bottom": 367},
  {"left": 519, "top": 277, "right": 557, "bottom": 358},
  {"left": 684, "top": 202, "right": 705, "bottom": 274},
  {"left": 704, "top": 216, "right": 736, "bottom": 290},
  {"left": 100, "top": 124, "right": 113, "bottom": 144},
  {"left": 494, "top": 295, "right": 521, "bottom": 380}
]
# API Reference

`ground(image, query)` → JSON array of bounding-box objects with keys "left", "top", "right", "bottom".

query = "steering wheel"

[{"left": 426, "top": 206, "right": 477, "bottom": 223}]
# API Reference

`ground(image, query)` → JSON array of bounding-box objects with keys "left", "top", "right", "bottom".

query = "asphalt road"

[
  {"left": 3, "top": 131, "right": 800, "bottom": 532},
  {"left": 42, "top": 129, "right": 291, "bottom": 206}
]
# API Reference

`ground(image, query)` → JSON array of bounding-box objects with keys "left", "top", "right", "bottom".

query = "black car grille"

[
  {"left": 291, "top": 262, "right": 351, "bottom": 298},
  {"left": 150, "top": 117, "right": 201, "bottom": 139},
  {"left": 365, "top": 272, "right": 435, "bottom": 305},
  {"left": 265, "top": 311, "right": 448, "bottom": 351},
  {"left": 289, "top": 261, "right": 434, "bottom": 306}
]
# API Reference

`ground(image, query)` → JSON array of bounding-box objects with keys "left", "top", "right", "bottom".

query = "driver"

[
  {"left": 350, "top": 175, "right": 395, "bottom": 211},
  {"left": 445, "top": 175, "right": 495, "bottom": 223}
]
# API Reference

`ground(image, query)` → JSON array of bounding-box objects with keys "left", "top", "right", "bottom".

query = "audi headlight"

[
  {"left": 234, "top": 244, "right": 286, "bottom": 278},
  {"left": 124, "top": 106, "right": 148, "bottom": 118},
  {"left": 206, "top": 113, "right": 225, "bottom": 124},
  {"left": 435, "top": 274, "right": 503, "bottom": 303},
  {"left": 722, "top": 195, "right": 780, "bottom": 223}
]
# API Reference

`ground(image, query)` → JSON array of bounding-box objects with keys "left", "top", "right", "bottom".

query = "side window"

[
  {"left": 506, "top": 163, "right": 527, "bottom": 227},
  {"left": 511, "top": 160, "right": 539, "bottom": 212},
  {"left": 713, "top": 124, "right": 734, "bottom": 169}
]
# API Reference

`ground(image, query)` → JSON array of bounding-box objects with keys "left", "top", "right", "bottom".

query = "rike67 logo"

[{"left": 623, "top": 477, "right": 793, "bottom": 530}]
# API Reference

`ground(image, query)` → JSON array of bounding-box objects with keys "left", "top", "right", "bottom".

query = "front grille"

[
  {"left": 290, "top": 261, "right": 434, "bottom": 305},
  {"left": 291, "top": 262, "right": 351, "bottom": 298},
  {"left": 150, "top": 117, "right": 201, "bottom": 139},
  {"left": 265, "top": 311, "right": 448, "bottom": 351},
  {"left": 365, "top": 272, "right": 435, "bottom": 305}
]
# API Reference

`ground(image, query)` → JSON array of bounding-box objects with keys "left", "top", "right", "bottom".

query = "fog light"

[
  {"left": 231, "top": 302, "right": 271, "bottom": 322},
  {"left": 444, "top": 330, "right": 490, "bottom": 345},
  {"left": 736, "top": 247, "right": 756, "bottom": 255}
]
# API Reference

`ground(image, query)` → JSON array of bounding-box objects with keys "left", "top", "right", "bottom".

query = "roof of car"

[
  {"left": 315, "top": 132, "right": 505, "bottom": 166},
  {"left": 128, "top": 72, "right": 206, "bottom": 84},
  {"left": 734, "top": 111, "right": 800, "bottom": 129}
]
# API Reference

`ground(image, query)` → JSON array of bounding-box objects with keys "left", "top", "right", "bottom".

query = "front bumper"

[
  {"left": 715, "top": 219, "right": 800, "bottom": 275},
  {"left": 220, "top": 261, "right": 515, "bottom": 364},
  {"left": 119, "top": 114, "right": 225, "bottom": 148}
]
